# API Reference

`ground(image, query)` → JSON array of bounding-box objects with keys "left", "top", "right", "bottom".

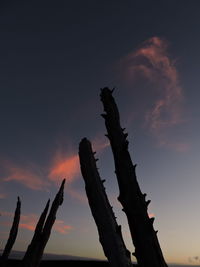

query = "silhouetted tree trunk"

[
  {"left": 21, "top": 179, "right": 65, "bottom": 267},
  {"left": 21, "top": 199, "right": 50, "bottom": 267},
  {"left": 100, "top": 87, "right": 167, "bottom": 267},
  {"left": 79, "top": 138, "right": 132, "bottom": 267},
  {"left": 1, "top": 197, "right": 21, "bottom": 267}
]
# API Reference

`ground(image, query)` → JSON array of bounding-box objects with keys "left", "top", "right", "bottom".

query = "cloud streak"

[
  {"left": 48, "top": 136, "right": 109, "bottom": 185},
  {"left": 0, "top": 135, "right": 109, "bottom": 197},
  {"left": 48, "top": 153, "right": 80, "bottom": 185},
  {"left": 20, "top": 214, "right": 73, "bottom": 235},
  {"left": 1, "top": 160, "right": 49, "bottom": 190},
  {"left": 0, "top": 193, "right": 6, "bottom": 199},
  {"left": 47, "top": 136, "right": 109, "bottom": 203},
  {"left": 53, "top": 220, "right": 73, "bottom": 234},
  {"left": 120, "top": 36, "right": 187, "bottom": 150},
  {"left": 1, "top": 212, "right": 72, "bottom": 235}
]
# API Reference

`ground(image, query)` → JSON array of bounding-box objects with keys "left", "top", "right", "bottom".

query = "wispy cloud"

[
  {"left": 0, "top": 135, "right": 109, "bottom": 196},
  {"left": 1, "top": 212, "right": 72, "bottom": 235},
  {"left": 48, "top": 136, "right": 109, "bottom": 187},
  {"left": 19, "top": 214, "right": 37, "bottom": 231},
  {"left": 136, "top": 37, "right": 183, "bottom": 131},
  {"left": 0, "top": 211, "right": 13, "bottom": 217},
  {"left": 20, "top": 214, "right": 73, "bottom": 235},
  {"left": 53, "top": 220, "right": 73, "bottom": 234},
  {"left": 1, "top": 160, "right": 49, "bottom": 190},
  {"left": 48, "top": 153, "right": 80, "bottom": 185},
  {"left": 120, "top": 36, "right": 188, "bottom": 151},
  {"left": 0, "top": 231, "right": 9, "bottom": 239},
  {"left": 48, "top": 152, "right": 89, "bottom": 202},
  {"left": 0, "top": 193, "right": 6, "bottom": 199}
]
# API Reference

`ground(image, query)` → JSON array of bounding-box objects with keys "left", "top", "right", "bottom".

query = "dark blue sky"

[{"left": 1, "top": 1, "right": 200, "bottom": 265}]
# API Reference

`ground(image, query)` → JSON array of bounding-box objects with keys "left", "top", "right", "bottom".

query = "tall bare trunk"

[
  {"left": 21, "top": 199, "right": 50, "bottom": 267},
  {"left": 100, "top": 87, "right": 167, "bottom": 267},
  {"left": 79, "top": 138, "right": 132, "bottom": 267},
  {"left": 21, "top": 179, "right": 65, "bottom": 267},
  {"left": 1, "top": 197, "right": 21, "bottom": 267}
]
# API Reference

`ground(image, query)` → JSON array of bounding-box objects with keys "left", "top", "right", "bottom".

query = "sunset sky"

[{"left": 1, "top": 1, "right": 200, "bottom": 265}]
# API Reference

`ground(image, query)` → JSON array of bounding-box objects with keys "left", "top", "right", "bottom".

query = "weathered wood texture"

[
  {"left": 79, "top": 138, "right": 132, "bottom": 267},
  {"left": 1, "top": 197, "right": 21, "bottom": 267},
  {"left": 100, "top": 87, "right": 167, "bottom": 267},
  {"left": 21, "top": 179, "right": 65, "bottom": 267}
]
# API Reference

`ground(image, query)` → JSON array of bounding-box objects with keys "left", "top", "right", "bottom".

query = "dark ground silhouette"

[
  {"left": 6, "top": 259, "right": 137, "bottom": 267},
  {"left": 5, "top": 260, "right": 107, "bottom": 267}
]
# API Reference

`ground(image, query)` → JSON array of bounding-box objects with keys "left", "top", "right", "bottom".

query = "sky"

[{"left": 1, "top": 0, "right": 200, "bottom": 265}]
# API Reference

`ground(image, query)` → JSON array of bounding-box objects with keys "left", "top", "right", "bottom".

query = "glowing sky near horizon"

[{"left": 1, "top": 1, "right": 200, "bottom": 265}]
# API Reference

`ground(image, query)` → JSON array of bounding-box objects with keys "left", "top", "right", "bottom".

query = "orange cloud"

[
  {"left": 1, "top": 160, "right": 49, "bottom": 190},
  {"left": 48, "top": 150, "right": 95, "bottom": 204},
  {"left": 0, "top": 231, "right": 9, "bottom": 238},
  {"left": 48, "top": 136, "right": 109, "bottom": 187},
  {"left": 48, "top": 153, "right": 80, "bottom": 185},
  {"left": 0, "top": 135, "right": 109, "bottom": 195},
  {"left": 120, "top": 36, "right": 188, "bottom": 151},
  {"left": 1, "top": 212, "right": 72, "bottom": 235},
  {"left": 0, "top": 193, "right": 6, "bottom": 199},
  {"left": 0, "top": 211, "right": 13, "bottom": 219},
  {"left": 53, "top": 220, "right": 73, "bottom": 234},
  {"left": 19, "top": 214, "right": 36, "bottom": 231},
  {"left": 20, "top": 214, "right": 72, "bottom": 235}
]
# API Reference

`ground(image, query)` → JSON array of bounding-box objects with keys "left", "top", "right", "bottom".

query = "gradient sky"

[{"left": 1, "top": 0, "right": 200, "bottom": 265}]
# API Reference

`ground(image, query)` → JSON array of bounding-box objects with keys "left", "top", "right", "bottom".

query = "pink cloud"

[
  {"left": 1, "top": 213, "right": 37, "bottom": 231},
  {"left": 19, "top": 214, "right": 38, "bottom": 231},
  {"left": 1, "top": 212, "right": 72, "bottom": 235},
  {"left": 0, "top": 193, "right": 6, "bottom": 199},
  {"left": 47, "top": 152, "right": 94, "bottom": 204},
  {"left": 48, "top": 136, "right": 109, "bottom": 186},
  {"left": 20, "top": 214, "right": 72, "bottom": 235},
  {"left": 0, "top": 135, "right": 109, "bottom": 196},
  {"left": 0, "top": 231, "right": 9, "bottom": 238},
  {"left": 1, "top": 211, "right": 12, "bottom": 216},
  {"left": 1, "top": 160, "right": 49, "bottom": 190},
  {"left": 120, "top": 36, "right": 188, "bottom": 151},
  {"left": 48, "top": 153, "right": 80, "bottom": 185},
  {"left": 53, "top": 220, "right": 73, "bottom": 234}
]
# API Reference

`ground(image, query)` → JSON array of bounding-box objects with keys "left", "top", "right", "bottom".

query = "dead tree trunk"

[
  {"left": 21, "top": 179, "right": 65, "bottom": 267},
  {"left": 100, "top": 87, "right": 167, "bottom": 267},
  {"left": 1, "top": 197, "right": 21, "bottom": 267},
  {"left": 21, "top": 199, "right": 50, "bottom": 267},
  {"left": 79, "top": 138, "right": 132, "bottom": 267}
]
